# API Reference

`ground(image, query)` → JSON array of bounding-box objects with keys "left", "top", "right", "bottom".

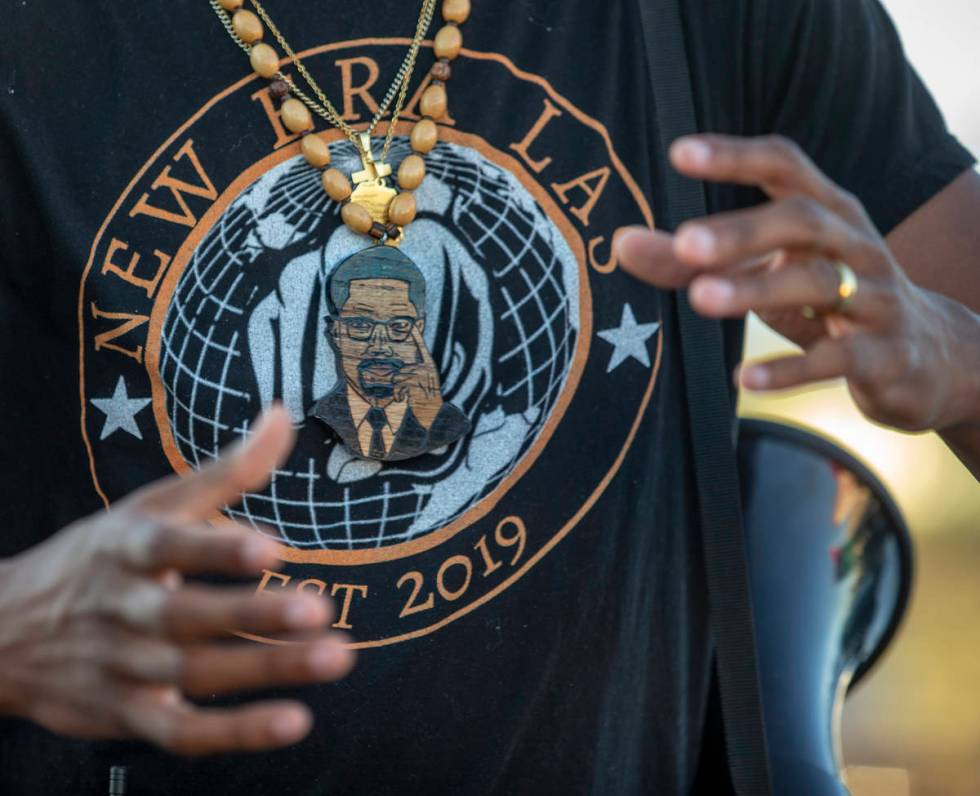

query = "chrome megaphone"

[{"left": 738, "top": 419, "right": 913, "bottom": 796}]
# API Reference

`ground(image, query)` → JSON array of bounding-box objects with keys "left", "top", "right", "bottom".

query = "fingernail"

[
  {"left": 243, "top": 538, "right": 271, "bottom": 567},
  {"left": 271, "top": 711, "right": 306, "bottom": 741},
  {"left": 693, "top": 278, "right": 733, "bottom": 305},
  {"left": 615, "top": 226, "right": 648, "bottom": 262},
  {"left": 677, "top": 227, "right": 716, "bottom": 259},
  {"left": 285, "top": 600, "right": 320, "bottom": 628},
  {"left": 308, "top": 642, "right": 342, "bottom": 675},
  {"left": 675, "top": 139, "right": 712, "bottom": 167},
  {"left": 742, "top": 365, "right": 770, "bottom": 389}
]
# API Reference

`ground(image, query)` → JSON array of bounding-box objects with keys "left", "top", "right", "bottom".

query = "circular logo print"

[{"left": 79, "top": 41, "right": 661, "bottom": 647}]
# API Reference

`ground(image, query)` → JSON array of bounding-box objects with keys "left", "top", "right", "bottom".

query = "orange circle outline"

[{"left": 76, "top": 40, "right": 662, "bottom": 647}]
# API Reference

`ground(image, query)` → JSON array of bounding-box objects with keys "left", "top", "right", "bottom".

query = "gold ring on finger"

[
  {"left": 801, "top": 260, "right": 859, "bottom": 320},
  {"left": 832, "top": 260, "right": 859, "bottom": 312}
]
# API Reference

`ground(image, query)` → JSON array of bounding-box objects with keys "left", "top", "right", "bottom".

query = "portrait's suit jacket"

[{"left": 311, "top": 384, "right": 470, "bottom": 461}]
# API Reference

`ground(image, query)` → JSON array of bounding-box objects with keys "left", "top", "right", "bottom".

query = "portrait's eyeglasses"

[{"left": 337, "top": 316, "right": 418, "bottom": 343}]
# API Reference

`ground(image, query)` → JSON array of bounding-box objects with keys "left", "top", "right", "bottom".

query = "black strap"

[{"left": 636, "top": 2, "right": 773, "bottom": 794}]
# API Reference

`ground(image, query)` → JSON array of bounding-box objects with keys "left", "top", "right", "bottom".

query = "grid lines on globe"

[{"left": 158, "top": 138, "right": 580, "bottom": 550}]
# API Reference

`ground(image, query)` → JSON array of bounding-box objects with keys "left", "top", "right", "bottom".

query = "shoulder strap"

[{"left": 636, "top": 2, "right": 773, "bottom": 794}]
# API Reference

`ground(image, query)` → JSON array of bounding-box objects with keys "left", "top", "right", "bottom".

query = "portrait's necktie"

[{"left": 366, "top": 407, "right": 388, "bottom": 459}]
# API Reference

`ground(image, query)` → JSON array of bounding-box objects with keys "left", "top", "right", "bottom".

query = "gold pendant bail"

[
  {"left": 357, "top": 131, "right": 372, "bottom": 157},
  {"left": 353, "top": 132, "right": 393, "bottom": 185}
]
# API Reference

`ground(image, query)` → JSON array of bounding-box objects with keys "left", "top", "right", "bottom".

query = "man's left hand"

[{"left": 616, "top": 134, "right": 980, "bottom": 435}]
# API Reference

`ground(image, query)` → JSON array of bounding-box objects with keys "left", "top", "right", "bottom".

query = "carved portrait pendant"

[{"left": 311, "top": 246, "right": 471, "bottom": 462}]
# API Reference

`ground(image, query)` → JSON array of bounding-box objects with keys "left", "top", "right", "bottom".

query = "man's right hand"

[
  {"left": 0, "top": 406, "right": 354, "bottom": 755},
  {"left": 393, "top": 324, "right": 443, "bottom": 428}
]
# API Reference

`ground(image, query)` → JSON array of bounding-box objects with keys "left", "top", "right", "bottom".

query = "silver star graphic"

[
  {"left": 90, "top": 376, "right": 152, "bottom": 441},
  {"left": 597, "top": 303, "right": 661, "bottom": 373}
]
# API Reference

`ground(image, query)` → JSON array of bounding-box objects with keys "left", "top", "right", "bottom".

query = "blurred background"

[{"left": 738, "top": 1, "right": 979, "bottom": 793}]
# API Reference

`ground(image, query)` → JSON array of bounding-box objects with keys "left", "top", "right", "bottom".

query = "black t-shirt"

[{"left": 0, "top": 1, "right": 972, "bottom": 794}]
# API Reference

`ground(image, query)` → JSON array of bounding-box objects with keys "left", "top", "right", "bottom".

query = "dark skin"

[
  {"left": 616, "top": 135, "right": 980, "bottom": 479},
  {"left": 0, "top": 408, "right": 356, "bottom": 755}
]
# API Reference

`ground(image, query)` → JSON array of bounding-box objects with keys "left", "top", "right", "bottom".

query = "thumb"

[{"left": 136, "top": 404, "right": 295, "bottom": 523}]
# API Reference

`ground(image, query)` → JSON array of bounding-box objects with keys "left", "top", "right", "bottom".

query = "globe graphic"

[{"left": 157, "top": 138, "right": 581, "bottom": 550}]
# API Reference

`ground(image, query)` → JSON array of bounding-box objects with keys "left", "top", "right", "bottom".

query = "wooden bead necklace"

[
  {"left": 209, "top": 0, "right": 475, "bottom": 463},
  {"left": 209, "top": 0, "right": 470, "bottom": 244}
]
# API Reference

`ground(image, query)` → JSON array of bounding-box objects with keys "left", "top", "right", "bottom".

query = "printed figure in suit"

[{"left": 311, "top": 246, "right": 470, "bottom": 462}]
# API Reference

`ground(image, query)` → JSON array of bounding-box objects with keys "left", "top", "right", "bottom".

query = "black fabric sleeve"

[{"left": 755, "top": 0, "right": 976, "bottom": 234}]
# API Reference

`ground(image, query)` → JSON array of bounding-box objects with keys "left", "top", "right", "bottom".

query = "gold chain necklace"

[
  {"left": 209, "top": 0, "right": 469, "bottom": 243},
  {"left": 212, "top": 0, "right": 436, "bottom": 162}
]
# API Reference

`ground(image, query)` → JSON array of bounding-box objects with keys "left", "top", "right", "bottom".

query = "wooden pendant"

[{"left": 311, "top": 246, "right": 471, "bottom": 462}]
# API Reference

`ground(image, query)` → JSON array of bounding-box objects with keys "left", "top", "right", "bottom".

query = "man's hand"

[
  {"left": 0, "top": 406, "right": 355, "bottom": 755},
  {"left": 393, "top": 324, "right": 443, "bottom": 428},
  {"left": 616, "top": 134, "right": 980, "bottom": 443}
]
